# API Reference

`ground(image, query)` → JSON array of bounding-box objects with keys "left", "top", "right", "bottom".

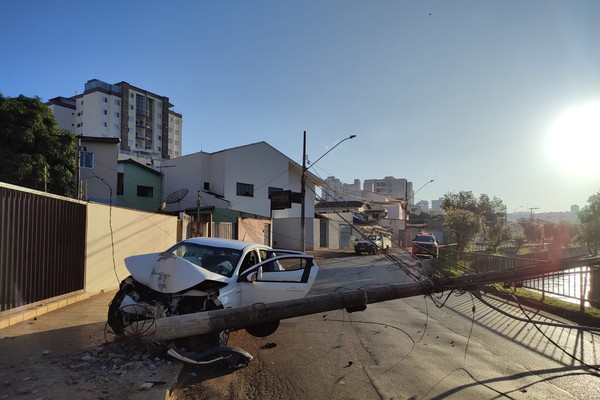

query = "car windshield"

[
  {"left": 415, "top": 235, "right": 434, "bottom": 243},
  {"left": 167, "top": 242, "right": 243, "bottom": 277}
]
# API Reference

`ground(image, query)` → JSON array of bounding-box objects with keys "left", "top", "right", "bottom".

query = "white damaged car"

[{"left": 107, "top": 237, "right": 318, "bottom": 353}]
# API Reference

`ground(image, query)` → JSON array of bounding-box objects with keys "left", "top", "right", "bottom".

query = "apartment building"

[
  {"left": 321, "top": 177, "right": 362, "bottom": 202},
  {"left": 363, "top": 176, "right": 413, "bottom": 204},
  {"left": 47, "top": 79, "right": 182, "bottom": 164}
]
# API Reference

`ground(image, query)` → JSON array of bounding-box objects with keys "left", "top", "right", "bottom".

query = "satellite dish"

[{"left": 165, "top": 188, "right": 189, "bottom": 212}]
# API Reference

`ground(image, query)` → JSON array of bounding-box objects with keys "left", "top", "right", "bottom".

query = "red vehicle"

[{"left": 412, "top": 232, "right": 439, "bottom": 258}]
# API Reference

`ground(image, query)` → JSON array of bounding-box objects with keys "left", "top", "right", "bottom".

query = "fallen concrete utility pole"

[{"left": 149, "top": 255, "right": 599, "bottom": 342}]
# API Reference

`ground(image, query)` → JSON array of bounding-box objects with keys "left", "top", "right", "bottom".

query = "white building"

[
  {"left": 47, "top": 79, "right": 182, "bottom": 165},
  {"left": 431, "top": 197, "right": 444, "bottom": 212},
  {"left": 321, "top": 177, "right": 362, "bottom": 201},
  {"left": 363, "top": 176, "right": 413, "bottom": 204},
  {"left": 416, "top": 200, "right": 429, "bottom": 211},
  {"left": 163, "top": 142, "right": 322, "bottom": 250}
]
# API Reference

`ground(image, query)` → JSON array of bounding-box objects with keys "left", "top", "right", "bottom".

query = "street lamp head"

[{"left": 349, "top": 134, "right": 357, "bottom": 139}]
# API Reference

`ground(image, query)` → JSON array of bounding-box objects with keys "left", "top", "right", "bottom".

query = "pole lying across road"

[{"left": 148, "top": 255, "right": 599, "bottom": 342}]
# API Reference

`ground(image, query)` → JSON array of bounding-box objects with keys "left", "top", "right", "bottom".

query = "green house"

[{"left": 116, "top": 159, "right": 163, "bottom": 211}]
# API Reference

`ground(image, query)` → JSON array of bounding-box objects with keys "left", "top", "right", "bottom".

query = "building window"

[
  {"left": 137, "top": 185, "right": 153, "bottom": 198},
  {"left": 80, "top": 100, "right": 84, "bottom": 105},
  {"left": 115, "top": 99, "right": 120, "bottom": 106},
  {"left": 102, "top": 122, "right": 107, "bottom": 127},
  {"left": 236, "top": 182, "right": 254, "bottom": 197},
  {"left": 80, "top": 150, "right": 94, "bottom": 169},
  {"left": 115, "top": 112, "right": 120, "bottom": 117},
  {"left": 104, "top": 109, "right": 107, "bottom": 115},
  {"left": 117, "top": 173, "right": 124, "bottom": 195},
  {"left": 158, "top": 135, "right": 161, "bottom": 140},
  {"left": 203, "top": 182, "right": 210, "bottom": 191},
  {"left": 114, "top": 123, "right": 119, "bottom": 130},
  {"left": 268, "top": 187, "right": 283, "bottom": 195},
  {"left": 103, "top": 97, "right": 108, "bottom": 103},
  {"left": 130, "top": 105, "right": 134, "bottom": 110}
]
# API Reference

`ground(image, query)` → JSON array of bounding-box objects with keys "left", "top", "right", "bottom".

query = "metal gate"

[{"left": 339, "top": 224, "right": 352, "bottom": 249}]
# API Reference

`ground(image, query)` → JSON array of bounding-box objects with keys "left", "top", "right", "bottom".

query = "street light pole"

[
  {"left": 411, "top": 179, "right": 435, "bottom": 204},
  {"left": 300, "top": 132, "right": 356, "bottom": 251},
  {"left": 300, "top": 131, "right": 307, "bottom": 251}
]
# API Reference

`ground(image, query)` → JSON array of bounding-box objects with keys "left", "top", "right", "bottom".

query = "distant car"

[
  {"left": 412, "top": 233, "right": 439, "bottom": 258},
  {"left": 354, "top": 234, "right": 392, "bottom": 255}
]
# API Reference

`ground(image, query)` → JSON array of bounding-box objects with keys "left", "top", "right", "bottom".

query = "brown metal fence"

[{"left": 0, "top": 185, "right": 86, "bottom": 311}]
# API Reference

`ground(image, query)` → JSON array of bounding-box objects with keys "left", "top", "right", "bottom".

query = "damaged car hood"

[{"left": 124, "top": 252, "right": 229, "bottom": 293}]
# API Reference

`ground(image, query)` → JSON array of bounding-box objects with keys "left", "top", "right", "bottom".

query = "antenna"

[{"left": 166, "top": 188, "right": 189, "bottom": 212}]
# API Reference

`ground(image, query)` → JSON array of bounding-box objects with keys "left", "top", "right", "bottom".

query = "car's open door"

[{"left": 237, "top": 253, "right": 318, "bottom": 306}]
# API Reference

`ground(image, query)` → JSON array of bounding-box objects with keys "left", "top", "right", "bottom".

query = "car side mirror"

[{"left": 247, "top": 266, "right": 264, "bottom": 282}]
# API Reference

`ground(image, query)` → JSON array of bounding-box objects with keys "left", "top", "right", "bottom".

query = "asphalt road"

[{"left": 170, "top": 251, "right": 600, "bottom": 400}]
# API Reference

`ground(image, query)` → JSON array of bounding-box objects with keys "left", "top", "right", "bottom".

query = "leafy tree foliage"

[
  {"left": 518, "top": 217, "right": 543, "bottom": 244},
  {"left": 443, "top": 207, "right": 479, "bottom": 250},
  {"left": 477, "top": 194, "right": 511, "bottom": 252},
  {"left": 578, "top": 190, "right": 600, "bottom": 254},
  {"left": 442, "top": 191, "right": 509, "bottom": 251},
  {"left": 0, "top": 95, "right": 76, "bottom": 197},
  {"left": 442, "top": 191, "right": 478, "bottom": 213}
]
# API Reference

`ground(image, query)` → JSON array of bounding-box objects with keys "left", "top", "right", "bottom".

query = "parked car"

[
  {"left": 108, "top": 237, "right": 319, "bottom": 350},
  {"left": 354, "top": 234, "right": 392, "bottom": 255},
  {"left": 412, "top": 232, "right": 439, "bottom": 258}
]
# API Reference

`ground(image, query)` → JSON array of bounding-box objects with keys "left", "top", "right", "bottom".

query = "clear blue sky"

[{"left": 2, "top": 1, "right": 599, "bottom": 213}]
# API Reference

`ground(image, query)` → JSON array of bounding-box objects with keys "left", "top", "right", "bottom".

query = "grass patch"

[
  {"left": 428, "top": 259, "right": 600, "bottom": 325},
  {"left": 499, "top": 286, "right": 600, "bottom": 319}
]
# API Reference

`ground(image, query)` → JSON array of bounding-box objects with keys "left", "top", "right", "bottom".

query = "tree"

[
  {"left": 578, "top": 190, "right": 600, "bottom": 254},
  {"left": 442, "top": 208, "right": 479, "bottom": 251},
  {"left": 0, "top": 94, "right": 76, "bottom": 197},
  {"left": 477, "top": 194, "right": 511, "bottom": 252},
  {"left": 518, "top": 217, "right": 543, "bottom": 244},
  {"left": 442, "top": 191, "right": 509, "bottom": 251},
  {"left": 442, "top": 191, "right": 478, "bottom": 213}
]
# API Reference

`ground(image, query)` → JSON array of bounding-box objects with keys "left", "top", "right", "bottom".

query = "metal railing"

[
  {"left": 438, "top": 247, "right": 599, "bottom": 311},
  {"left": 522, "top": 266, "right": 599, "bottom": 311}
]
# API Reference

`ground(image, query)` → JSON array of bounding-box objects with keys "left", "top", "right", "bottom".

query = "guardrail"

[
  {"left": 522, "top": 266, "right": 599, "bottom": 311},
  {"left": 438, "top": 247, "right": 599, "bottom": 311}
]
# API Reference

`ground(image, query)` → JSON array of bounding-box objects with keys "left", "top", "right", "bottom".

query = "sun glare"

[{"left": 545, "top": 102, "right": 600, "bottom": 178}]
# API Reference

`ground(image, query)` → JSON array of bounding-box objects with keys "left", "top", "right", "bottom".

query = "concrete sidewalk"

[{"left": 0, "top": 290, "right": 181, "bottom": 399}]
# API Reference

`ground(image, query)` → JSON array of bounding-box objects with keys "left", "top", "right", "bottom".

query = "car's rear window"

[{"left": 415, "top": 235, "right": 434, "bottom": 243}]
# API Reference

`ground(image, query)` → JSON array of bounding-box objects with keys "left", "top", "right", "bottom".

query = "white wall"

[
  {"left": 85, "top": 203, "right": 179, "bottom": 294},
  {"left": 48, "top": 103, "right": 75, "bottom": 131}
]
